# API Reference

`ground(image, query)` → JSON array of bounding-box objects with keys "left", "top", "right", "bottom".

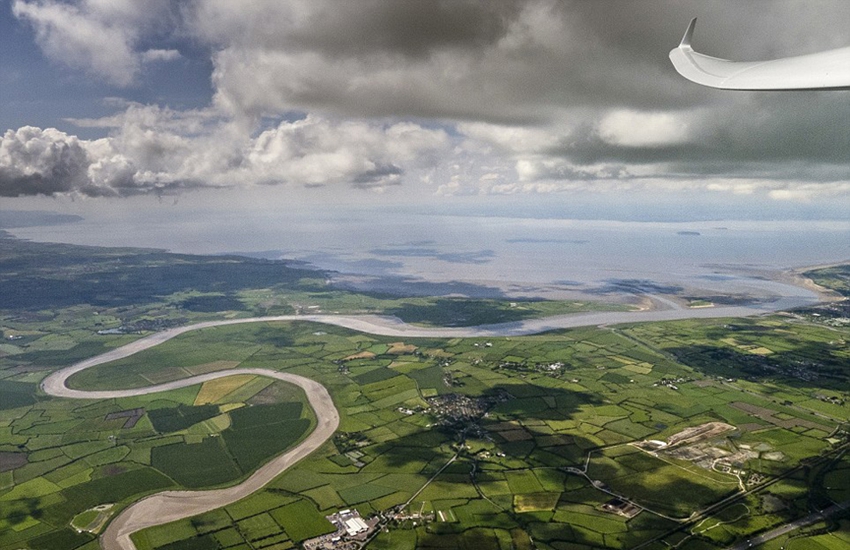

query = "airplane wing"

[{"left": 669, "top": 18, "right": 850, "bottom": 90}]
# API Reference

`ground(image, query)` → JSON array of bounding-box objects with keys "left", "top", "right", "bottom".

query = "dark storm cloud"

[
  {"left": 6, "top": 0, "right": 850, "bottom": 198},
  {"left": 202, "top": 0, "right": 850, "bottom": 195},
  {"left": 208, "top": 1, "right": 850, "bottom": 121},
  {"left": 287, "top": 1, "right": 521, "bottom": 59},
  {"left": 208, "top": 0, "right": 696, "bottom": 122},
  {"left": 557, "top": 93, "right": 850, "bottom": 181}
]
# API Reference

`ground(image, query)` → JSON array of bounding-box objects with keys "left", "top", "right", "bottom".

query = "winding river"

[{"left": 40, "top": 284, "right": 820, "bottom": 550}]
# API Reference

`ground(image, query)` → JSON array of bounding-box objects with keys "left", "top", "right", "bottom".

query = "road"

[
  {"left": 39, "top": 288, "right": 819, "bottom": 550},
  {"left": 727, "top": 499, "right": 850, "bottom": 550},
  {"left": 629, "top": 444, "right": 849, "bottom": 550}
]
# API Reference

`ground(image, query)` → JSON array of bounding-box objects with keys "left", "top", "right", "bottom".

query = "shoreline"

[
  {"left": 786, "top": 261, "right": 849, "bottom": 303},
  {"left": 334, "top": 258, "right": 849, "bottom": 310},
  {"left": 6, "top": 228, "right": 847, "bottom": 307}
]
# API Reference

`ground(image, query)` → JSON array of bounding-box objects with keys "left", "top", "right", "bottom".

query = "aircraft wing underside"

[{"left": 669, "top": 18, "right": 850, "bottom": 91}]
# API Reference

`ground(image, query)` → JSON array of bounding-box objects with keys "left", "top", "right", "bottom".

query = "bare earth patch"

[
  {"left": 667, "top": 422, "right": 736, "bottom": 448},
  {"left": 0, "top": 451, "right": 28, "bottom": 472}
]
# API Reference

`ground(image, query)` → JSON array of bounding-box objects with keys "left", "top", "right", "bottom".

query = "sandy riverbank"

[{"left": 786, "top": 262, "right": 849, "bottom": 303}]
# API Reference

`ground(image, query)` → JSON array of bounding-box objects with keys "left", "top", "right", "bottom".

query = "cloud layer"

[
  {"left": 0, "top": 107, "right": 448, "bottom": 197},
  {"left": 12, "top": 0, "right": 179, "bottom": 86},
  {"left": 4, "top": 0, "right": 850, "bottom": 201}
]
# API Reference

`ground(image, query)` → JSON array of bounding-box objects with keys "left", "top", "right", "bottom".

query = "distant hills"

[{"left": 0, "top": 210, "right": 83, "bottom": 228}]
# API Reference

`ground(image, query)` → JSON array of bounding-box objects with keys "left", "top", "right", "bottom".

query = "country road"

[
  {"left": 39, "top": 287, "right": 819, "bottom": 550},
  {"left": 726, "top": 499, "right": 850, "bottom": 550}
]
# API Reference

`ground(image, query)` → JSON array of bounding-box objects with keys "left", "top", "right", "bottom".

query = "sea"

[{"left": 7, "top": 203, "right": 850, "bottom": 302}]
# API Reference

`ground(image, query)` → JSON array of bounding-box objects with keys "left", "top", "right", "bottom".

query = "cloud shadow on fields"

[
  {"left": 667, "top": 341, "right": 848, "bottom": 390},
  {"left": 362, "top": 383, "right": 603, "bottom": 471},
  {"left": 0, "top": 236, "right": 325, "bottom": 311}
]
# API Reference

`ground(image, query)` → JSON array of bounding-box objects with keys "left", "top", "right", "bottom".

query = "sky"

[{"left": 2, "top": 0, "right": 850, "bottom": 219}]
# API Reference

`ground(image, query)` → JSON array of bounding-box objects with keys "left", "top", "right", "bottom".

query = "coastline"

[{"left": 786, "top": 261, "right": 849, "bottom": 303}]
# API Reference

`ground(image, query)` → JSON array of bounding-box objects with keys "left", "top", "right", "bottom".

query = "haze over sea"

[{"left": 9, "top": 198, "right": 850, "bottom": 301}]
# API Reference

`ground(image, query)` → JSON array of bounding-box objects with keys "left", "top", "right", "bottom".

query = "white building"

[{"left": 344, "top": 517, "right": 369, "bottom": 536}]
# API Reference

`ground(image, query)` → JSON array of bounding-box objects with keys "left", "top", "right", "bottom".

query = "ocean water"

[{"left": 9, "top": 206, "right": 849, "bottom": 301}]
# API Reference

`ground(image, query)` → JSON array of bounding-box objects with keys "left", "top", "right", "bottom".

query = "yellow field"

[
  {"left": 721, "top": 338, "right": 773, "bottom": 355},
  {"left": 342, "top": 351, "right": 376, "bottom": 361},
  {"left": 623, "top": 363, "right": 653, "bottom": 374},
  {"left": 389, "top": 361, "right": 416, "bottom": 369},
  {"left": 514, "top": 493, "right": 560, "bottom": 513},
  {"left": 387, "top": 342, "right": 418, "bottom": 354},
  {"left": 194, "top": 375, "right": 257, "bottom": 405},
  {"left": 208, "top": 414, "right": 231, "bottom": 431}
]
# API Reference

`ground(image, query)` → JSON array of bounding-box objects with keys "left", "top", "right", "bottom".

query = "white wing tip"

[{"left": 679, "top": 18, "right": 697, "bottom": 50}]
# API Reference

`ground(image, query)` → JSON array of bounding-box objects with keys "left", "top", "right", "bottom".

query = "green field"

[
  {"left": 112, "top": 315, "right": 845, "bottom": 550},
  {"left": 1, "top": 237, "right": 847, "bottom": 550}
]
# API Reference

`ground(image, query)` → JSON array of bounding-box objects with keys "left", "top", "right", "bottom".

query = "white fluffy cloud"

[
  {"left": 246, "top": 118, "right": 448, "bottom": 188},
  {"left": 0, "top": 127, "right": 94, "bottom": 196},
  {"left": 597, "top": 110, "right": 691, "bottom": 147},
  {"left": 457, "top": 123, "right": 563, "bottom": 154},
  {"left": 0, "top": 126, "right": 155, "bottom": 196},
  {"left": 0, "top": 107, "right": 450, "bottom": 197},
  {"left": 141, "top": 49, "right": 181, "bottom": 63},
  {"left": 12, "top": 0, "right": 176, "bottom": 86}
]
